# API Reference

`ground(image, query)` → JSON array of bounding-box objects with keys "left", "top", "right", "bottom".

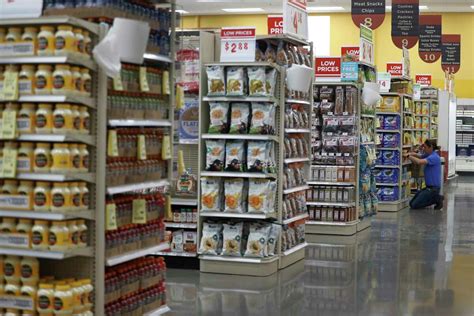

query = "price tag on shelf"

[
  {"left": 105, "top": 203, "right": 117, "bottom": 231},
  {"left": 132, "top": 199, "right": 147, "bottom": 224},
  {"left": 137, "top": 134, "right": 147, "bottom": 160},
  {"left": 107, "top": 130, "right": 119, "bottom": 157},
  {"left": 336, "top": 153, "right": 342, "bottom": 157},
  {"left": 220, "top": 27, "right": 256, "bottom": 62},
  {"left": 139, "top": 67, "right": 150, "bottom": 92},
  {"left": 0, "top": 71, "right": 19, "bottom": 101},
  {"left": 112, "top": 73, "right": 124, "bottom": 91},
  {"left": 377, "top": 72, "right": 391, "bottom": 93},
  {"left": 0, "top": 148, "right": 17, "bottom": 178},
  {"left": 1, "top": 111, "right": 17, "bottom": 140}
]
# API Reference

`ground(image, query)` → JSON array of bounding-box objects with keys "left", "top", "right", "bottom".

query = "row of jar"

[
  {"left": 1, "top": 180, "right": 90, "bottom": 212},
  {"left": 0, "top": 25, "right": 92, "bottom": 57},
  {"left": 0, "top": 218, "right": 88, "bottom": 250},
  {"left": 2, "top": 103, "right": 90, "bottom": 135},
  {"left": 1, "top": 64, "right": 92, "bottom": 96},
  {"left": 2, "top": 142, "right": 89, "bottom": 173}
]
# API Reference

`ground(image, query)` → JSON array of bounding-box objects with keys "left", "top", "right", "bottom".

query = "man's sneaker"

[{"left": 434, "top": 195, "right": 445, "bottom": 210}]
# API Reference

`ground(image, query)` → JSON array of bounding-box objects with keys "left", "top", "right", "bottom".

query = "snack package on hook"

[
  {"left": 334, "top": 86, "right": 344, "bottom": 115},
  {"left": 323, "top": 136, "right": 339, "bottom": 154},
  {"left": 206, "top": 66, "right": 225, "bottom": 96},
  {"left": 339, "top": 136, "right": 357, "bottom": 154},
  {"left": 319, "top": 86, "right": 334, "bottom": 101},
  {"left": 345, "top": 86, "right": 358, "bottom": 114},
  {"left": 320, "top": 100, "right": 335, "bottom": 115},
  {"left": 340, "top": 116, "right": 356, "bottom": 135}
]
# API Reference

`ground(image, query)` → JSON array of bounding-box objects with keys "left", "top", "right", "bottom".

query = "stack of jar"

[
  {"left": 105, "top": 257, "right": 167, "bottom": 315},
  {"left": 0, "top": 218, "right": 88, "bottom": 249},
  {"left": 0, "top": 25, "right": 92, "bottom": 57},
  {"left": 1, "top": 142, "right": 89, "bottom": 173},
  {"left": 0, "top": 64, "right": 92, "bottom": 96},
  {"left": 0, "top": 180, "right": 89, "bottom": 212},
  {"left": 1, "top": 102, "right": 90, "bottom": 135}
]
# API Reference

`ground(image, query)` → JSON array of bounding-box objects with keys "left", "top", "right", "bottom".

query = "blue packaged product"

[
  {"left": 377, "top": 187, "right": 399, "bottom": 201},
  {"left": 376, "top": 151, "right": 383, "bottom": 165},
  {"left": 382, "top": 169, "right": 399, "bottom": 183},
  {"left": 373, "top": 169, "right": 384, "bottom": 183},
  {"left": 381, "top": 150, "right": 400, "bottom": 165},
  {"left": 382, "top": 133, "right": 400, "bottom": 148},
  {"left": 383, "top": 115, "right": 401, "bottom": 130}
]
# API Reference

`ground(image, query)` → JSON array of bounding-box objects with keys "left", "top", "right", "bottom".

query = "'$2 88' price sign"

[{"left": 220, "top": 27, "right": 256, "bottom": 62}]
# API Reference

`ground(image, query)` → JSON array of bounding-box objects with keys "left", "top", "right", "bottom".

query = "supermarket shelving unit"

[
  {"left": 455, "top": 99, "right": 474, "bottom": 172},
  {"left": 197, "top": 35, "right": 313, "bottom": 276}
]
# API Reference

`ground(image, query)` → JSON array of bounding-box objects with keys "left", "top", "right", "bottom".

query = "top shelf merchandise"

[{"left": 198, "top": 35, "right": 313, "bottom": 276}]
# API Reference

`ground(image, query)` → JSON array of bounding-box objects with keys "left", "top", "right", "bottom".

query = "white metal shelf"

[
  {"left": 376, "top": 129, "right": 400, "bottom": 133},
  {"left": 200, "top": 171, "right": 276, "bottom": 179},
  {"left": 105, "top": 242, "right": 169, "bottom": 267},
  {"left": 2, "top": 94, "right": 96, "bottom": 109},
  {"left": 203, "top": 96, "right": 277, "bottom": 103},
  {"left": 170, "top": 198, "right": 198, "bottom": 206},
  {"left": 361, "top": 114, "right": 376, "bottom": 118},
  {"left": 202, "top": 133, "right": 279, "bottom": 142},
  {"left": 107, "top": 179, "right": 169, "bottom": 195},
  {"left": 377, "top": 112, "right": 401, "bottom": 116},
  {"left": 0, "top": 54, "right": 96, "bottom": 70},
  {"left": 0, "top": 16, "right": 99, "bottom": 34},
  {"left": 376, "top": 183, "right": 399, "bottom": 187},
  {"left": 283, "top": 185, "right": 309, "bottom": 195},
  {"left": 16, "top": 172, "right": 95, "bottom": 183},
  {"left": 307, "top": 181, "right": 355, "bottom": 186},
  {"left": 0, "top": 247, "right": 93, "bottom": 259},
  {"left": 143, "top": 305, "right": 171, "bottom": 316},
  {"left": 306, "top": 220, "right": 359, "bottom": 227},
  {"left": 206, "top": 62, "right": 279, "bottom": 68},
  {"left": 200, "top": 211, "right": 277, "bottom": 220},
  {"left": 306, "top": 201, "right": 355, "bottom": 207},
  {"left": 286, "top": 99, "right": 311, "bottom": 105},
  {"left": 284, "top": 157, "right": 310, "bottom": 164},
  {"left": 285, "top": 128, "right": 311, "bottom": 134},
  {"left": 282, "top": 213, "right": 309, "bottom": 225},
  {"left": 282, "top": 242, "right": 307, "bottom": 256},
  {"left": 199, "top": 254, "right": 279, "bottom": 264},
  {"left": 143, "top": 53, "right": 173, "bottom": 63},
  {"left": 374, "top": 165, "right": 399, "bottom": 169},
  {"left": 164, "top": 222, "right": 197, "bottom": 229},
  {"left": 155, "top": 251, "right": 197, "bottom": 257},
  {"left": 7, "top": 133, "right": 96, "bottom": 146},
  {"left": 108, "top": 119, "right": 172, "bottom": 127},
  {"left": 0, "top": 210, "right": 95, "bottom": 221},
  {"left": 376, "top": 147, "right": 400, "bottom": 151}
]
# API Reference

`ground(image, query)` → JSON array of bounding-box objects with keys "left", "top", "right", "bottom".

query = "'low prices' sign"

[
  {"left": 386, "top": 62, "right": 403, "bottom": 77},
  {"left": 415, "top": 74, "right": 432, "bottom": 86},
  {"left": 220, "top": 27, "right": 256, "bottom": 62},
  {"left": 315, "top": 57, "right": 341, "bottom": 79},
  {"left": 267, "top": 15, "right": 283, "bottom": 34}
]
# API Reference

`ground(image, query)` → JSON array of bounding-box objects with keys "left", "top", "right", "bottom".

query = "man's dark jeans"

[{"left": 410, "top": 187, "right": 441, "bottom": 209}]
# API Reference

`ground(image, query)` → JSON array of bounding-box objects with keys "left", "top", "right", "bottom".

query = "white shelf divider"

[{"left": 105, "top": 242, "right": 169, "bottom": 267}]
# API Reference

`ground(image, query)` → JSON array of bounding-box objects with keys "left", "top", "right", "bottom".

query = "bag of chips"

[
  {"left": 201, "top": 178, "right": 222, "bottom": 212},
  {"left": 249, "top": 103, "right": 275, "bottom": 135},
  {"left": 208, "top": 102, "right": 229, "bottom": 133},
  {"left": 267, "top": 224, "right": 281, "bottom": 256},
  {"left": 265, "top": 68, "right": 277, "bottom": 97},
  {"left": 225, "top": 141, "right": 245, "bottom": 172},
  {"left": 226, "top": 67, "right": 245, "bottom": 96},
  {"left": 248, "top": 179, "right": 270, "bottom": 214},
  {"left": 206, "top": 66, "right": 225, "bottom": 96},
  {"left": 229, "top": 103, "right": 250, "bottom": 134},
  {"left": 222, "top": 222, "right": 244, "bottom": 256},
  {"left": 248, "top": 67, "right": 266, "bottom": 96},
  {"left": 206, "top": 140, "right": 225, "bottom": 171},
  {"left": 247, "top": 141, "right": 275, "bottom": 173},
  {"left": 245, "top": 223, "right": 272, "bottom": 258},
  {"left": 224, "top": 178, "right": 245, "bottom": 213},
  {"left": 199, "top": 222, "right": 223, "bottom": 255}
]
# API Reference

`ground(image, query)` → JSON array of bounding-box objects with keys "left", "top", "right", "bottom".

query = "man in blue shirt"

[{"left": 406, "top": 139, "right": 443, "bottom": 210}]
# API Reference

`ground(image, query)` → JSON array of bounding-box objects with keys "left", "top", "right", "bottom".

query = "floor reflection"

[{"left": 166, "top": 177, "right": 474, "bottom": 316}]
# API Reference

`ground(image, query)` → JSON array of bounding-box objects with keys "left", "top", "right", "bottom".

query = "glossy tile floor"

[{"left": 166, "top": 177, "right": 474, "bottom": 316}]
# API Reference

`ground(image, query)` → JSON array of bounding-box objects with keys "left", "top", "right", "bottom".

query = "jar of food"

[
  {"left": 17, "top": 103, "right": 36, "bottom": 133},
  {"left": 83, "top": 31, "right": 91, "bottom": 57},
  {"left": 70, "top": 105, "right": 81, "bottom": 131},
  {"left": 67, "top": 220, "right": 79, "bottom": 247},
  {"left": 16, "top": 218, "right": 32, "bottom": 235},
  {"left": 73, "top": 28, "right": 84, "bottom": 55},
  {"left": 2, "top": 179, "right": 18, "bottom": 194},
  {"left": 49, "top": 221, "right": 69, "bottom": 251},
  {"left": 37, "top": 283, "right": 55, "bottom": 314},
  {"left": 52, "top": 65, "right": 73, "bottom": 94},
  {"left": 22, "top": 26, "right": 38, "bottom": 53},
  {"left": 55, "top": 25, "right": 75, "bottom": 55},
  {"left": 78, "top": 183, "right": 89, "bottom": 210},
  {"left": 4, "top": 283, "right": 20, "bottom": 296},
  {"left": 71, "top": 281, "right": 84, "bottom": 314},
  {"left": 80, "top": 279, "right": 93, "bottom": 310},
  {"left": 20, "top": 284, "right": 37, "bottom": 314},
  {"left": 5, "top": 27, "right": 22, "bottom": 42},
  {"left": 0, "top": 27, "right": 6, "bottom": 42},
  {"left": 76, "top": 220, "right": 87, "bottom": 247},
  {"left": 38, "top": 26, "right": 56, "bottom": 56},
  {"left": 35, "top": 65, "right": 53, "bottom": 94},
  {"left": 69, "top": 144, "right": 81, "bottom": 171},
  {"left": 51, "top": 183, "right": 71, "bottom": 212},
  {"left": 19, "top": 65, "right": 36, "bottom": 95},
  {"left": 17, "top": 181, "right": 34, "bottom": 209},
  {"left": 33, "top": 182, "right": 51, "bottom": 212},
  {"left": 51, "top": 143, "right": 71, "bottom": 172},
  {"left": 32, "top": 220, "right": 49, "bottom": 249},
  {"left": 35, "top": 103, "right": 53, "bottom": 133},
  {"left": 0, "top": 217, "right": 17, "bottom": 233},
  {"left": 79, "top": 106, "right": 90, "bottom": 134},
  {"left": 4, "top": 255, "right": 21, "bottom": 283},
  {"left": 70, "top": 183, "right": 81, "bottom": 212},
  {"left": 20, "top": 257, "right": 39, "bottom": 285},
  {"left": 71, "top": 67, "right": 82, "bottom": 94},
  {"left": 53, "top": 103, "right": 73, "bottom": 133},
  {"left": 54, "top": 284, "right": 73, "bottom": 315},
  {"left": 78, "top": 144, "right": 89, "bottom": 172},
  {"left": 80, "top": 68, "right": 91, "bottom": 97},
  {"left": 34, "top": 143, "right": 51, "bottom": 172}
]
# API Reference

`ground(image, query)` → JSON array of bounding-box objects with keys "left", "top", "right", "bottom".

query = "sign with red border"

[
  {"left": 341, "top": 46, "right": 360, "bottom": 62},
  {"left": 351, "top": 0, "right": 385, "bottom": 30},
  {"left": 387, "top": 62, "right": 403, "bottom": 76},
  {"left": 283, "top": 0, "right": 308, "bottom": 40},
  {"left": 415, "top": 74, "right": 432, "bottom": 86},
  {"left": 267, "top": 15, "right": 283, "bottom": 35},
  {"left": 220, "top": 27, "right": 256, "bottom": 62},
  {"left": 419, "top": 15, "right": 442, "bottom": 63},
  {"left": 391, "top": 0, "right": 419, "bottom": 49},
  {"left": 441, "top": 34, "right": 461, "bottom": 74},
  {"left": 315, "top": 57, "right": 341, "bottom": 78}
]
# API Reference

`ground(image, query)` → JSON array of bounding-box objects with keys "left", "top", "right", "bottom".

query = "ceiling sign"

[
  {"left": 283, "top": 0, "right": 308, "bottom": 40},
  {"left": 351, "top": 0, "right": 385, "bottom": 30},
  {"left": 391, "top": 0, "right": 419, "bottom": 49},
  {"left": 441, "top": 34, "right": 461, "bottom": 74},
  {"left": 267, "top": 15, "right": 283, "bottom": 35},
  {"left": 418, "top": 15, "right": 442, "bottom": 63},
  {"left": 387, "top": 62, "right": 404, "bottom": 77},
  {"left": 415, "top": 74, "right": 432, "bottom": 86}
]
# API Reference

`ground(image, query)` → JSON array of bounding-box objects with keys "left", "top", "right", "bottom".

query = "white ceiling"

[{"left": 176, "top": 0, "right": 474, "bottom": 15}]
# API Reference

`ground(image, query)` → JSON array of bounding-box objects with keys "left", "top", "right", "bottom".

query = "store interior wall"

[{"left": 182, "top": 12, "right": 474, "bottom": 98}]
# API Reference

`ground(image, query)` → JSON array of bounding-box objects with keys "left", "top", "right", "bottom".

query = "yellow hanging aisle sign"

[
  {"left": 0, "top": 148, "right": 18, "bottom": 178},
  {"left": 112, "top": 73, "right": 124, "bottom": 91},
  {"left": 105, "top": 203, "right": 118, "bottom": 231},
  {"left": 132, "top": 199, "right": 147, "bottom": 224},
  {"left": 139, "top": 67, "right": 150, "bottom": 92},
  {"left": 137, "top": 134, "right": 147, "bottom": 160},
  {"left": 1, "top": 111, "right": 17, "bottom": 140},
  {"left": 107, "top": 130, "right": 119, "bottom": 157},
  {"left": 1, "top": 72, "right": 19, "bottom": 101}
]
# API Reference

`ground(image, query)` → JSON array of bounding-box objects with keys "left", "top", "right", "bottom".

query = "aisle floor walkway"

[{"left": 166, "top": 177, "right": 474, "bottom": 315}]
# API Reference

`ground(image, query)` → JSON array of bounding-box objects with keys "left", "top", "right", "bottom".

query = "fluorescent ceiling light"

[
  {"left": 419, "top": 5, "right": 428, "bottom": 10},
  {"left": 222, "top": 8, "right": 264, "bottom": 13},
  {"left": 386, "top": 5, "right": 392, "bottom": 10},
  {"left": 176, "top": 9, "right": 188, "bottom": 14},
  {"left": 471, "top": 5, "right": 474, "bottom": 9},
  {"left": 307, "top": 6, "right": 345, "bottom": 12}
]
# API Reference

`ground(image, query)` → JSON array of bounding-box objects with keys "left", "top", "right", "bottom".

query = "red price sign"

[
  {"left": 415, "top": 74, "right": 432, "bottom": 86},
  {"left": 341, "top": 46, "right": 360, "bottom": 62},
  {"left": 386, "top": 62, "right": 404, "bottom": 76},
  {"left": 220, "top": 27, "right": 256, "bottom": 62},
  {"left": 315, "top": 57, "right": 341, "bottom": 78},
  {"left": 268, "top": 15, "right": 283, "bottom": 34},
  {"left": 283, "top": 0, "right": 308, "bottom": 40}
]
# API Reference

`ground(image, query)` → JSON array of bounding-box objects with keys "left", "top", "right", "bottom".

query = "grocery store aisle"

[{"left": 165, "top": 177, "right": 474, "bottom": 315}]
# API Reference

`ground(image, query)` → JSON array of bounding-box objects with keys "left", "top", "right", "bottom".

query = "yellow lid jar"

[
  {"left": 83, "top": 31, "right": 92, "bottom": 57},
  {"left": 19, "top": 65, "right": 36, "bottom": 95},
  {"left": 5, "top": 27, "right": 22, "bottom": 42},
  {"left": 35, "top": 103, "right": 53, "bottom": 133},
  {"left": 80, "top": 68, "right": 91, "bottom": 97},
  {"left": 22, "top": 26, "right": 38, "bottom": 54},
  {"left": 71, "top": 67, "right": 82, "bottom": 94},
  {"left": 34, "top": 143, "right": 51, "bottom": 172},
  {"left": 76, "top": 220, "right": 87, "bottom": 247},
  {"left": 4, "top": 255, "right": 21, "bottom": 283},
  {"left": 49, "top": 221, "right": 70, "bottom": 251},
  {"left": 69, "top": 144, "right": 81, "bottom": 171},
  {"left": 52, "top": 65, "right": 73, "bottom": 94},
  {"left": 78, "top": 183, "right": 89, "bottom": 210},
  {"left": 55, "top": 25, "right": 75, "bottom": 56},
  {"left": 53, "top": 103, "right": 73, "bottom": 133},
  {"left": 71, "top": 105, "right": 81, "bottom": 132},
  {"left": 38, "top": 26, "right": 56, "bottom": 56},
  {"left": 37, "top": 283, "right": 55, "bottom": 313},
  {"left": 78, "top": 144, "right": 89, "bottom": 172},
  {"left": 17, "top": 142, "right": 34, "bottom": 172},
  {"left": 80, "top": 279, "right": 93, "bottom": 311},
  {"left": 79, "top": 106, "right": 90, "bottom": 134},
  {"left": 4, "top": 282, "right": 20, "bottom": 296},
  {"left": 67, "top": 220, "right": 79, "bottom": 247},
  {"left": 51, "top": 143, "right": 71, "bottom": 172},
  {"left": 69, "top": 183, "right": 81, "bottom": 212},
  {"left": 35, "top": 65, "right": 53, "bottom": 94},
  {"left": 2, "top": 179, "right": 18, "bottom": 195},
  {"left": 71, "top": 281, "right": 84, "bottom": 314},
  {"left": 0, "top": 27, "right": 6, "bottom": 43},
  {"left": 18, "top": 181, "right": 34, "bottom": 209},
  {"left": 17, "top": 103, "right": 36, "bottom": 133},
  {"left": 73, "top": 28, "right": 84, "bottom": 55},
  {"left": 20, "top": 257, "right": 39, "bottom": 285},
  {"left": 51, "top": 184, "right": 71, "bottom": 212},
  {"left": 33, "top": 182, "right": 51, "bottom": 212},
  {"left": 0, "top": 217, "right": 17, "bottom": 233},
  {"left": 20, "top": 284, "right": 38, "bottom": 315},
  {"left": 54, "top": 284, "right": 73, "bottom": 315},
  {"left": 32, "top": 220, "right": 50, "bottom": 249}
]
